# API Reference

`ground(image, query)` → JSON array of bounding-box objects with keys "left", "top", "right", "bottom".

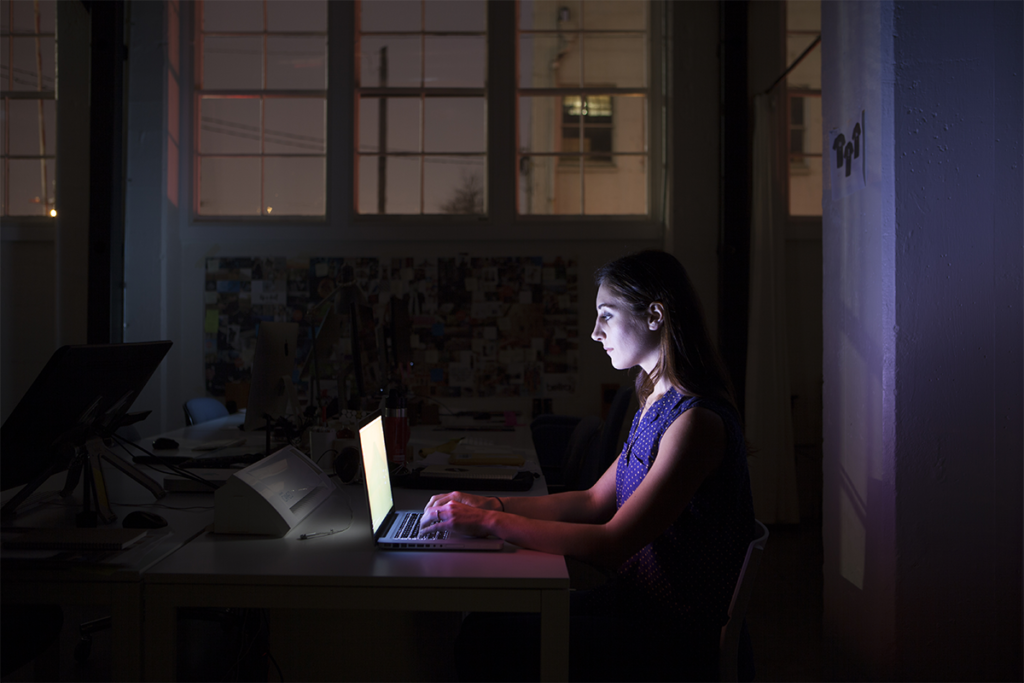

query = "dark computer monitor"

[
  {"left": 243, "top": 322, "right": 300, "bottom": 432},
  {"left": 1, "top": 341, "right": 173, "bottom": 493}
]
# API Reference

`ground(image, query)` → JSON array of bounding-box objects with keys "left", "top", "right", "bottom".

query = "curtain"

[{"left": 745, "top": 94, "right": 801, "bottom": 524}]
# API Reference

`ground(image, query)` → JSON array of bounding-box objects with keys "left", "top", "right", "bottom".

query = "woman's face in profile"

[{"left": 591, "top": 284, "right": 660, "bottom": 372}]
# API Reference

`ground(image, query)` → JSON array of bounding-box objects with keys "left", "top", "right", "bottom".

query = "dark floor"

[{"left": 745, "top": 519, "right": 825, "bottom": 682}]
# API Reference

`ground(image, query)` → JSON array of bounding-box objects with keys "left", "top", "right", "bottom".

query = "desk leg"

[
  {"left": 539, "top": 589, "right": 570, "bottom": 682},
  {"left": 110, "top": 584, "right": 142, "bottom": 682},
  {"left": 143, "top": 594, "right": 177, "bottom": 682}
]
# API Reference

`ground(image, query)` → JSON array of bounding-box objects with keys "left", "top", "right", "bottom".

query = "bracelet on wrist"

[{"left": 491, "top": 495, "right": 505, "bottom": 512}]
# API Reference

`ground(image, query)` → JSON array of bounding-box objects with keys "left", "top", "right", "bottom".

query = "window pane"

[
  {"left": 519, "top": 96, "right": 560, "bottom": 154},
  {"left": 787, "top": 0, "right": 821, "bottom": 32},
  {"left": 425, "top": 0, "right": 485, "bottom": 32},
  {"left": 790, "top": 155, "right": 822, "bottom": 216},
  {"left": 8, "top": 99, "right": 55, "bottom": 156},
  {"left": 786, "top": 33, "right": 820, "bottom": 90},
  {"left": 0, "top": 37, "right": 8, "bottom": 91},
  {"left": 264, "top": 98, "right": 325, "bottom": 155},
  {"left": 585, "top": 155, "right": 645, "bottom": 214},
  {"left": 199, "top": 157, "right": 261, "bottom": 215},
  {"left": 519, "top": 0, "right": 581, "bottom": 31},
  {"left": 518, "top": 155, "right": 580, "bottom": 215},
  {"left": 357, "top": 154, "right": 379, "bottom": 212},
  {"left": 424, "top": 97, "right": 484, "bottom": 153},
  {"left": 424, "top": 36, "right": 485, "bottom": 88},
  {"left": 424, "top": 156, "right": 485, "bottom": 214},
  {"left": 582, "top": 34, "right": 645, "bottom": 88},
  {"left": 199, "top": 97, "right": 261, "bottom": 154},
  {"left": 203, "top": 0, "right": 263, "bottom": 32},
  {"left": 789, "top": 96, "right": 821, "bottom": 155},
  {"left": 582, "top": 0, "right": 646, "bottom": 31},
  {"left": 610, "top": 95, "right": 644, "bottom": 153},
  {"left": 11, "top": 36, "right": 55, "bottom": 91},
  {"left": 360, "top": 0, "right": 421, "bottom": 32},
  {"left": 7, "top": 158, "right": 53, "bottom": 215},
  {"left": 358, "top": 96, "right": 422, "bottom": 154},
  {"left": 357, "top": 154, "right": 421, "bottom": 214},
  {"left": 267, "top": 0, "right": 327, "bottom": 32},
  {"left": 520, "top": 95, "right": 640, "bottom": 156},
  {"left": 203, "top": 36, "right": 263, "bottom": 89},
  {"left": 359, "top": 36, "right": 421, "bottom": 87},
  {"left": 267, "top": 36, "right": 326, "bottom": 90},
  {"left": 265, "top": 157, "right": 325, "bottom": 215},
  {"left": 518, "top": 34, "right": 573, "bottom": 89},
  {"left": 12, "top": 0, "right": 55, "bottom": 33}
]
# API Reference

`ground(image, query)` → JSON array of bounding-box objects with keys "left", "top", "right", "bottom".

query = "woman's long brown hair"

[{"left": 595, "top": 250, "right": 737, "bottom": 411}]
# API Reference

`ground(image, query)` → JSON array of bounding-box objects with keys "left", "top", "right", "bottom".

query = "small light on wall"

[
  {"left": 49, "top": 209, "right": 57, "bottom": 217},
  {"left": 267, "top": 206, "right": 273, "bottom": 213}
]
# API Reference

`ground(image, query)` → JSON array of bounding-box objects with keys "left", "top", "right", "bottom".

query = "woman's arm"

[
  {"left": 423, "top": 456, "right": 619, "bottom": 524},
  {"left": 422, "top": 406, "right": 726, "bottom": 568}
]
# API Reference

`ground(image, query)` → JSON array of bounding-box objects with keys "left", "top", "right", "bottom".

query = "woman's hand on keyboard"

[
  {"left": 419, "top": 493, "right": 499, "bottom": 539},
  {"left": 424, "top": 490, "right": 500, "bottom": 513}
]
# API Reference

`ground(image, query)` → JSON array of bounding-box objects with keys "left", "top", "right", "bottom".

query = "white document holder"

[{"left": 215, "top": 446, "right": 335, "bottom": 536}]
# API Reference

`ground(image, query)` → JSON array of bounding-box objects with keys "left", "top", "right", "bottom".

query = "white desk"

[
  {"left": 141, "top": 414, "right": 570, "bottom": 681},
  {"left": 0, "top": 428, "right": 222, "bottom": 681}
]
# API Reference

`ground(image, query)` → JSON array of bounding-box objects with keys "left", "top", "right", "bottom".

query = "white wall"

[{"left": 821, "top": 1, "right": 1022, "bottom": 679}]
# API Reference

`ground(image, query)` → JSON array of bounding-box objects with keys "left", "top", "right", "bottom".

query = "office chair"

[
  {"left": 719, "top": 519, "right": 769, "bottom": 682},
  {"left": 531, "top": 386, "right": 633, "bottom": 492},
  {"left": 183, "top": 397, "right": 230, "bottom": 426}
]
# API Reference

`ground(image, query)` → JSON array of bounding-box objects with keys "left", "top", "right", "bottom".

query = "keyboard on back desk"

[{"left": 133, "top": 453, "right": 263, "bottom": 468}]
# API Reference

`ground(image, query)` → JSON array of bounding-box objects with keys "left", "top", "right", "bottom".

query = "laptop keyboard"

[{"left": 396, "top": 512, "right": 449, "bottom": 540}]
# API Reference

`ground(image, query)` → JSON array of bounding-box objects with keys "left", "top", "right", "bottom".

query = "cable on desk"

[
  {"left": 297, "top": 487, "right": 355, "bottom": 539},
  {"left": 315, "top": 447, "right": 338, "bottom": 467}
]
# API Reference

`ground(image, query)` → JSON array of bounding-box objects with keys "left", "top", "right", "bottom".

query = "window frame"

[
  {"left": 183, "top": 0, "right": 665, "bottom": 240},
  {"left": 1, "top": 0, "right": 57, "bottom": 224},
  {"left": 783, "top": 10, "right": 822, "bottom": 221}
]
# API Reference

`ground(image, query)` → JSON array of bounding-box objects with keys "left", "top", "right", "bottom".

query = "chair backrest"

[
  {"left": 581, "top": 386, "right": 634, "bottom": 488},
  {"left": 183, "top": 397, "right": 230, "bottom": 426},
  {"left": 719, "top": 519, "right": 769, "bottom": 682},
  {"left": 560, "top": 415, "right": 602, "bottom": 490}
]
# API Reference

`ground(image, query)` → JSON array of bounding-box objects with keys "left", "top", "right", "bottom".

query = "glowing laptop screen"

[{"left": 358, "top": 414, "right": 393, "bottom": 535}]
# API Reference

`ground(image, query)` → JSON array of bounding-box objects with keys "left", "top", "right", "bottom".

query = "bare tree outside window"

[{"left": 439, "top": 171, "right": 484, "bottom": 214}]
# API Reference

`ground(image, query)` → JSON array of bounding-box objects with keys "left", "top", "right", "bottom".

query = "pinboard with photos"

[{"left": 203, "top": 255, "right": 578, "bottom": 403}]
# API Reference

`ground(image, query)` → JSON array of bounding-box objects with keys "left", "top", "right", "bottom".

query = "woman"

[{"left": 421, "top": 250, "right": 755, "bottom": 681}]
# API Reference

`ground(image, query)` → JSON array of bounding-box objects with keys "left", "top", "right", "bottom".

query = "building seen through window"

[
  {"left": 195, "top": 0, "right": 328, "bottom": 216},
  {"left": 193, "top": 0, "right": 653, "bottom": 220},
  {"left": 518, "top": 0, "right": 648, "bottom": 216},
  {"left": 1, "top": 0, "right": 56, "bottom": 218},
  {"left": 355, "top": 0, "right": 487, "bottom": 215},
  {"left": 786, "top": 0, "right": 822, "bottom": 217}
]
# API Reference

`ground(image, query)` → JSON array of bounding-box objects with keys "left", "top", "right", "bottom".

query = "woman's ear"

[{"left": 647, "top": 302, "right": 665, "bottom": 330}]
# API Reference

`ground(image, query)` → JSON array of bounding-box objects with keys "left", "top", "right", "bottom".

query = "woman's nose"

[{"left": 591, "top": 321, "right": 603, "bottom": 342}]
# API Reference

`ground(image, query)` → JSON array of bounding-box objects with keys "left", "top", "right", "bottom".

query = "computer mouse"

[
  {"left": 122, "top": 510, "right": 168, "bottom": 529},
  {"left": 153, "top": 437, "right": 179, "bottom": 450}
]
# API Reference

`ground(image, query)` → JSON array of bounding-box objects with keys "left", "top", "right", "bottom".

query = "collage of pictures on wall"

[{"left": 204, "top": 255, "right": 579, "bottom": 408}]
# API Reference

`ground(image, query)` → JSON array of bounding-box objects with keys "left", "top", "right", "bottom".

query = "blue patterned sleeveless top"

[{"left": 614, "top": 387, "right": 755, "bottom": 627}]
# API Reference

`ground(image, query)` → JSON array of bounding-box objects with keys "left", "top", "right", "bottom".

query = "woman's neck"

[{"left": 640, "top": 378, "right": 679, "bottom": 418}]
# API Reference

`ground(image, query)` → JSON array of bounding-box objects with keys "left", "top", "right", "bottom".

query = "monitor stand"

[{"left": 2, "top": 435, "right": 165, "bottom": 526}]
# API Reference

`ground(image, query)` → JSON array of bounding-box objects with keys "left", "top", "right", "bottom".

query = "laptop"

[{"left": 358, "top": 413, "right": 504, "bottom": 551}]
